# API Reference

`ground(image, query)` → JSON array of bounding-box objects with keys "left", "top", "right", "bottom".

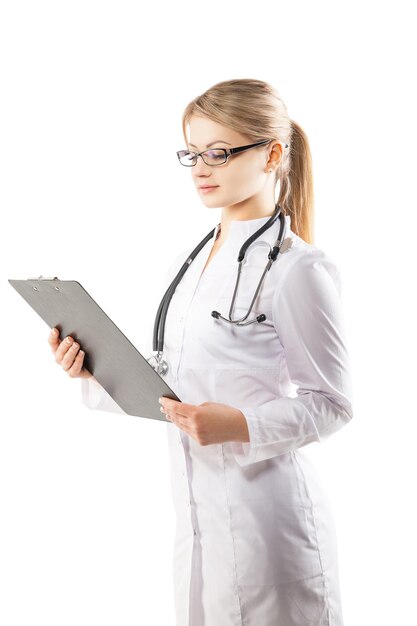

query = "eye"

[{"left": 205, "top": 150, "right": 225, "bottom": 160}]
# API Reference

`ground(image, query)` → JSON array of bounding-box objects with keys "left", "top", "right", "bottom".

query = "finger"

[
  {"left": 66, "top": 349, "right": 85, "bottom": 378},
  {"left": 55, "top": 335, "right": 76, "bottom": 364},
  {"left": 159, "top": 399, "right": 193, "bottom": 419},
  {"left": 48, "top": 327, "right": 61, "bottom": 353},
  {"left": 159, "top": 402, "right": 177, "bottom": 421},
  {"left": 168, "top": 409, "right": 192, "bottom": 424},
  {"left": 163, "top": 409, "right": 192, "bottom": 434},
  {"left": 160, "top": 404, "right": 187, "bottom": 421},
  {"left": 60, "top": 340, "right": 81, "bottom": 371},
  {"left": 161, "top": 408, "right": 180, "bottom": 422},
  {"left": 169, "top": 413, "right": 189, "bottom": 428},
  {"left": 160, "top": 408, "right": 193, "bottom": 434}
]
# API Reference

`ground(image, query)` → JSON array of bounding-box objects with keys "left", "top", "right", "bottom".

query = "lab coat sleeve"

[
  {"left": 80, "top": 246, "right": 192, "bottom": 415},
  {"left": 229, "top": 249, "right": 354, "bottom": 466},
  {"left": 81, "top": 374, "right": 128, "bottom": 414}
]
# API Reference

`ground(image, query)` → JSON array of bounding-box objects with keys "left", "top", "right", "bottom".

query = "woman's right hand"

[{"left": 48, "top": 327, "right": 96, "bottom": 381}]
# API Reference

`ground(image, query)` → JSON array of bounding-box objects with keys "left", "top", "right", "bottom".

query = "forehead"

[{"left": 187, "top": 115, "right": 249, "bottom": 148}]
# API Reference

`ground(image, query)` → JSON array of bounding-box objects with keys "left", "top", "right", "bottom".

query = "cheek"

[{"left": 221, "top": 164, "right": 262, "bottom": 201}]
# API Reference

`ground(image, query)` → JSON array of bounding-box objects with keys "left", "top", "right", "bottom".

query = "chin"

[{"left": 200, "top": 197, "right": 224, "bottom": 208}]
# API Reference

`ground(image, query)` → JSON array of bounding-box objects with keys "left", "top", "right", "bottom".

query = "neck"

[{"left": 217, "top": 204, "right": 277, "bottom": 245}]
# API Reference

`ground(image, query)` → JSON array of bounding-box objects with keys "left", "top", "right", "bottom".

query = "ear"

[{"left": 265, "top": 140, "right": 281, "bottom": 163}]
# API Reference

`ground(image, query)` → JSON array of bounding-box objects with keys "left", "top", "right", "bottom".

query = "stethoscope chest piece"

[{"left": 146, "top": 351, "right": 169, "bottom": 377}]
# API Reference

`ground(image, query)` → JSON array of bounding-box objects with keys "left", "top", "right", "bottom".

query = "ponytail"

[{"left": 277, "top": 120, "right": 315, "bottom": 244}]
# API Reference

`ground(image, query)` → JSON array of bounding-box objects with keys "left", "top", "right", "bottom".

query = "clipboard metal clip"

[{"left": 27, "top": 275, "right": 59, "bottom": 281}]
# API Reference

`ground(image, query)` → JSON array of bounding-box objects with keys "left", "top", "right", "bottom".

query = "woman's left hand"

[{"left": 158, "top": 398, "right": 250, "bottom": 445}]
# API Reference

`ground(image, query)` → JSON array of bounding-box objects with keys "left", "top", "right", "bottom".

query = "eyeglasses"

[{"left": 176, "top": 139, "right": 288, "bottom": 167}]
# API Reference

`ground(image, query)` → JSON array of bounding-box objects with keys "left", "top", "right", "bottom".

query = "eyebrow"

[{"left": 188, "top": 139, "right": 232, "bottom": 149}]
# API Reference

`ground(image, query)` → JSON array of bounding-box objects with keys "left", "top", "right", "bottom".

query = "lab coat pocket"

[
  {"left": 284, "top": 574, "right": 329, "bottom": 625},
  {"left": 238, "top": 573, "right": 328, "bottom": 624},
  {"left": 212, "top": 300, "right": 279, "bottom": 357},
  {"left": 213, "top": 366, "right": 280, "bottom": 406},
  {"left": 215, "top": 276, "right": 274, "bottom": 319},
  {"left": 228, "top": 497, "right": 324, "bottom": 586}
]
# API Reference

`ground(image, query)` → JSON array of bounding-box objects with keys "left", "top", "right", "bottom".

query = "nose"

[{"left": 192, "top": 154, "right": 213, "bottom": 177}]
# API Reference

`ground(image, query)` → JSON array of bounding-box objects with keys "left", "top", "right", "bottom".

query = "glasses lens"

[
  {"left": 202, "top": 149, "right": 227, "bottom": 165},
  {"left": 178, "top": 149, "right": 227, "bottom": 166},
  {"left": 179, "top": 151, "right": 197, "bottom": 166}
]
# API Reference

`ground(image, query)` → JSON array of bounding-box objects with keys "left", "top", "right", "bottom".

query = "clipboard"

[{"left": 8, "top": 276, "right": 180, "bottom": 421}]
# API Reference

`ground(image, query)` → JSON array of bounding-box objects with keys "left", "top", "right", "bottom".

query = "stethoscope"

[{"left": 147, "top": 202, "right": 290, "bottom": 377}]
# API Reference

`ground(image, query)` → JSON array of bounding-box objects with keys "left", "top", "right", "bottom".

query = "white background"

[{"left": 1, "top": 1, "right": 416, "bottom": 624}]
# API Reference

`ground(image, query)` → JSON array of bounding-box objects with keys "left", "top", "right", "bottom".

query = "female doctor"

[{"left": 48, "top": 78, "right": 354, "bottom": 626}]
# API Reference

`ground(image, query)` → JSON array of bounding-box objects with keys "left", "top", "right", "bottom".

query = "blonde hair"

[{"left": 181, "top": 78, "right": 315, "bottom": 244}]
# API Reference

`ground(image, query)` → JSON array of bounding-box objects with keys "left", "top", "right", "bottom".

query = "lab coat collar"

[{"left": 213, "top": 213, "right": 292, "bottom": 246}]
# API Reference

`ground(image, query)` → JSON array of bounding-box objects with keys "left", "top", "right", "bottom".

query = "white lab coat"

[{"left": 81, "top": 214, "right": 353, "bottom": 626}]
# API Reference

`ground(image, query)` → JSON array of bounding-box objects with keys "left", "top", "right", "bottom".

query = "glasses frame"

[{"left": 176, "top": 139, "right": 288, "bottom": 167}]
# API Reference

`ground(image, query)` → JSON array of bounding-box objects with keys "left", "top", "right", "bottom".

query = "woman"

[{"left": 49, "top": 78, "right": 354, "bottom": 626}]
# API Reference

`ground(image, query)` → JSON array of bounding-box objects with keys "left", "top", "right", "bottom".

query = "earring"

[{"left": 268, "top": 169, "right": 273, "bottom": 173}]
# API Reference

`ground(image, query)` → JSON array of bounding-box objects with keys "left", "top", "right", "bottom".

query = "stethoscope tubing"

[
  {"left": 215, "top": 208, "right": 286, "bottom": 325},
  {"left": 153, "top": 228, "right": 216, "bottom": 353},
  {"left": 151, "top": 203, "right": 286, "bottom": 374}
]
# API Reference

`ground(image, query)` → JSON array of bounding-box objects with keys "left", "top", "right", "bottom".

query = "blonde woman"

[{"left": 49, "top": 78, "right": 353, "bottom": 626}]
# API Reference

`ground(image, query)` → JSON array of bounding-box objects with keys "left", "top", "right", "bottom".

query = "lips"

[{"left": 199, "top": 185, "right": 219, "bottom": 189}]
